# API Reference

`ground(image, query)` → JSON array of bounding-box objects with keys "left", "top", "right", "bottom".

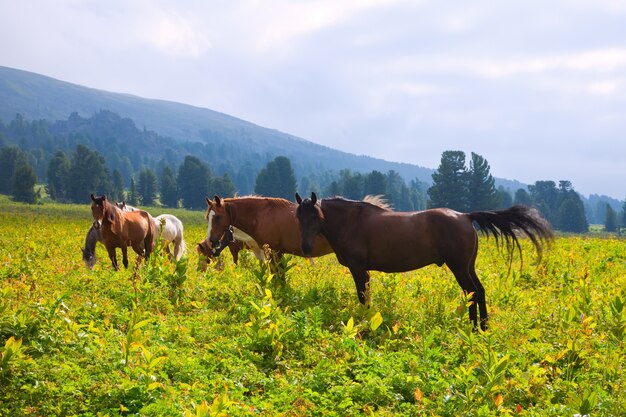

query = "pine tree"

[
  {"left": 210, "top": 173, "right": 236, "bottom": 198},
  {"left": 468, "top": 152, "right": 499, "bottom": 211},
  {"left": 128, "top": 178, "right": 139, "bottom": 205},
  {"left": 11, "top": 160, "right": 37, "bottom": 203},
  {"left": 137, "top": 167, "right": 158, "bottom": 206},
  {"left": 514, "top": 188, "right": 532, "bottom": 206},
  {"left": 178, "top": 155, "right": 212, "bottom": 210},
  {"left": 110, "top": 170, "right": 125, "bottom": 203},
  {"left": 65, "top": 144, "right": 110, "bottom": 203},
  {"left": 427, "top": 150, "right": 469, "bottom": 211},
  {"left": 254, "top": 156, "right": 297, "bottom": 200},
  {"left": 46, "top": 150, "right": 70, "bottom": 201},
  {"left": 0, "top": 147, "right": 28, "bottom": 195},
  {"left": 364, "top": 170, "right": 387, "bottom": 197},
  {"left": 605, "top": 204, "right": 617, "bottom": 232},
  {"left": 160, "top": 166, "right": 178, "bottom": 208}
]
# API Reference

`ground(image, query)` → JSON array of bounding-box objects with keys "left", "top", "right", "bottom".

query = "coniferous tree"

[
  {"left": 497, "top": 186, "right": 512, "bottom": 209},
  {"left": 0, "top": 147, "right": 28, "bottom": 195},
  {"left": 110, "top": 170, "right": 125, "bottom": 203},
  {"left": 514, "top": 188, "right": 532, "bottom": 206},
  {"left": 128, "top": 178, "right": 139, "bottom": 206},
  {"left": 621, "top": 199, "right": 626, "bottom": 229},
  {"left": 178, "top": 155, "right": 211, "bottom": 209},
  {"left": 364, "top": 170, "right": 387, "bottom": 197},
  {"left": 11, "top": 160, "right": 37, "bottom": 203},
  {"left": 467, "top": 152, "right": 499, "bottom": 211},
  {"left": 46, "top": 150, "right": 70, "bottom": 201},
  {"left": 210, "top": 173, "right": 236, "bottom": 198},
  {"left": 428, "top": 150, "right": 469, "bottom": 211},
  {"left": 605, "top": 204, "right": 617, "bottom": 232},
  {"left": 160, "top": 166, "right": 178, "bottom": 208},
  {"left": 137, "top": 167, "right": 158, "bottom": 206},
  {"left": 255, "top": 156, "right": 297, "bottom": 200},
  {"left": 528, "top": 181, "right": 559, "bottom": 226},
  {"left": 556, "top": 181, "right": 587, "bottom": 233},
  {"left": 65, "top": 144, "right": 110, "bottom": 203}
]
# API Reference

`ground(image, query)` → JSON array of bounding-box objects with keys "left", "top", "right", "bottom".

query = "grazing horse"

[
  {"left": 196, "top": 227, "right": 247, "bottom": 271},
  {"left": 90, "top": 194, "right": 155, "bottom": 270},
  {"left": 204, "top": 195, "right": 333, "bottom": 261},
  {"left": 81, "top": 222, "right": 102, "bottom": 270},
  {"left": 115, "top": 202, "right": 186, "bottom": 261},
  {"left": 295, "top": 192, "right": 553, "bottom": 330}
]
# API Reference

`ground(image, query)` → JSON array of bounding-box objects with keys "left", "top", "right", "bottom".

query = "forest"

[{"left": 0, "top": 112, "right": 625, "bottom": 232}]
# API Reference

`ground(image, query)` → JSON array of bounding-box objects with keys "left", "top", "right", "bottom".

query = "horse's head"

[
  {"left": 295, "top": 192, "right": 324, "bottom": 256},
  {"left": 90, "top": 194, "right": 114, "bottom": 229},
  {"left": 205, "top": 195, "right": 232, "bottom": 249},
  {"left": 82, "top": 246, "right": 96, "bottom": 270}
]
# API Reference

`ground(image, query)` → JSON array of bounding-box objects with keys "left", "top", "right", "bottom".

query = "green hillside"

[{"left": 0, "top": 65, "right": 439, "bottom": 185}]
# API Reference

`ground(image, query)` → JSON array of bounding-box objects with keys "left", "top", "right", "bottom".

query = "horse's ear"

[
  {"left": 90, "top": 193, "right": 96, "bottom": 201},
  {"left": 295, "top": 193, "right": 302, "bottom": 204},
  {"left": 205, "top": 196, "right": 212, "bottom": 207},
  {"left": 214, "top": 195, "right": 222, "bottom": 206},
  {"left": 311, "top": 192, "right": 317, "bottom": 205}
]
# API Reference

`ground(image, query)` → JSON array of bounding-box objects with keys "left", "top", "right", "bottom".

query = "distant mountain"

[
  {"left": 0, "top": 65, "right": 528, "bottom": 193},
  {"left": 0, "top": 66, "right": 438, "bottom": 181}
]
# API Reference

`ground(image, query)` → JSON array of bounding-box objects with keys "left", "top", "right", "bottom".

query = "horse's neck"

[
  {"left": 320, "top": 200, "right": 358, "bottom": 238},
  {"left": 228, "top": 198, "right": 283, "bottom": 235},
  {"left": 86, "top": 226, "right": 101, "bottom": 250}
]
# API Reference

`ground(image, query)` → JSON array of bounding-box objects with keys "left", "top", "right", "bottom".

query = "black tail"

[{"left": 468, "top": 205, "right": 554, "bottom": 263}]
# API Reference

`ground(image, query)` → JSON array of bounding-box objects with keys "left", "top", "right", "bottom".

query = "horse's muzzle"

[
  {"left": 93, "top": 220, "right": 102, "bottom": 230},
  {"left": 301, "top": 242, "right": 313, "bottom": 256}
]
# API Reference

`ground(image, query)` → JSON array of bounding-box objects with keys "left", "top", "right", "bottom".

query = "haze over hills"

[
  {"left": 0, "top": 66, "right": 446, "bottom": 185},
  {"left": 0, "top": 65, "right": 532, "bottom": 193}
]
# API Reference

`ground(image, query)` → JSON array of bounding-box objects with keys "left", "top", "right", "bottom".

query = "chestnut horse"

[
  {"left": 204, "top": 195, "right": 333, "bottom": 261},
  {"left": 90, "top": 194, "right": 156, "bottom": 270},
  {"left": 115, "top": 202, "right": 186, "bottom": 261},
  {"left": 295, "top": 192, "right": 553, "bottom": 330},
  {"left": 196, "top": 226, "right": 247, "bottom": 270}
]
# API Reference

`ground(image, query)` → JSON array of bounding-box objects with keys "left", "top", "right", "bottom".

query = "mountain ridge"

[{"left": 0, "top": 65, "right": 526, "bottom": 191}]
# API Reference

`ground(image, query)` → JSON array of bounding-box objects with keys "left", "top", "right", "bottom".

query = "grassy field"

[{"left": 1, "top": 195, "right": 625, "bottom": 416}]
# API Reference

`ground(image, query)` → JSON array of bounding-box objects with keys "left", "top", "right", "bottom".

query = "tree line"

[{"left": 1, "top": 139, "right": 624, "bottom": 233}]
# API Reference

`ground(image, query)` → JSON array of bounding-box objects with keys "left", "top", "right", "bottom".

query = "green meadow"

[{"left": 1, "top": 196, "right": 625, "bottom": 416}]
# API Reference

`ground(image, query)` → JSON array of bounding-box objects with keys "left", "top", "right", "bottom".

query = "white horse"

[{"left": 116, "top": 202, "right": 186, "bottom": 261}]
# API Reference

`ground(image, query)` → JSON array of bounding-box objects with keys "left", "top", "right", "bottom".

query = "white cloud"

[{"left": 134, "top": 9, "right": 212, "bottom": 58}]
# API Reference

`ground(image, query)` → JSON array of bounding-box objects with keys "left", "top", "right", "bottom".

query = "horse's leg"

[
  {"left": 107, "top": 246, "right": 119, "bottom": 270},
  {"left": 349, "top": 266, "right": 371, "bottom": 305},
  {"left": 121, "top": 245, "right": 129, "bottom": 269},
  {"left": 448, "top": 258, "right": 488, "bottom": 330},
  {"left": 468, "top": 255, "right": 488, "bottom": 330}
]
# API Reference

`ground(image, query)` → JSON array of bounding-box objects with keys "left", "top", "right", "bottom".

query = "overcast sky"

[{"left": 1, "top": 0, "right": 625, "bottom": 198}]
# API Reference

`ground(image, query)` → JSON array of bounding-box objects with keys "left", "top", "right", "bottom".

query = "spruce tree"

[
  {"left": 254, "top": 156, "right": 297, "bottom": 200},
  {"left": 427, "top": 150, "right": 469, "bottom": 211},
  {"left": 137, "top": 167, "right": 158, "bottom": 206},
  {"left": 605, "top": 204, "right": 617, "bottom": 232},
  {"left": 0, "top": 147, "right": 27, "bottom": 195},
  {"left": 467, "top": 152, "right": 499, "bottom": 211},
  {"left": 46, "top": 150, "right": 70, "bottom": 201},
  {"left": 11, "top": 160, "right": 37, "bottom": 203},
  {"left": 160, "top": 166, "right": 178, "bottom": 208},
  {"left": 178, "top": 155, "right": 211, "bottom": 210},
  {"left": 65, "top": 144, "right": 110, "bottom": 203},
  {"left": 110, "top": 170, "right": 125, "bottom": 203}
]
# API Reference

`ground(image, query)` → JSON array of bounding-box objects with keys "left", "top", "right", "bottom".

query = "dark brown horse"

[
  {"left": 196, "top": 226, "right": 247, "bottom": 270},
  {"left": 90, "top": 194, "right": 156, "bottom": 270},
  {"left": 295, "top": 192, "right": 553, "bottom": 330},
  {"left": 205, "top": 195, "right": 333, "bottom": 261}
]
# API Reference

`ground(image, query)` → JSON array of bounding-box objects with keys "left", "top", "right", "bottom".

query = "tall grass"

[{"left": 0, "top": 195, "right": 624, "bottom": 416}]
